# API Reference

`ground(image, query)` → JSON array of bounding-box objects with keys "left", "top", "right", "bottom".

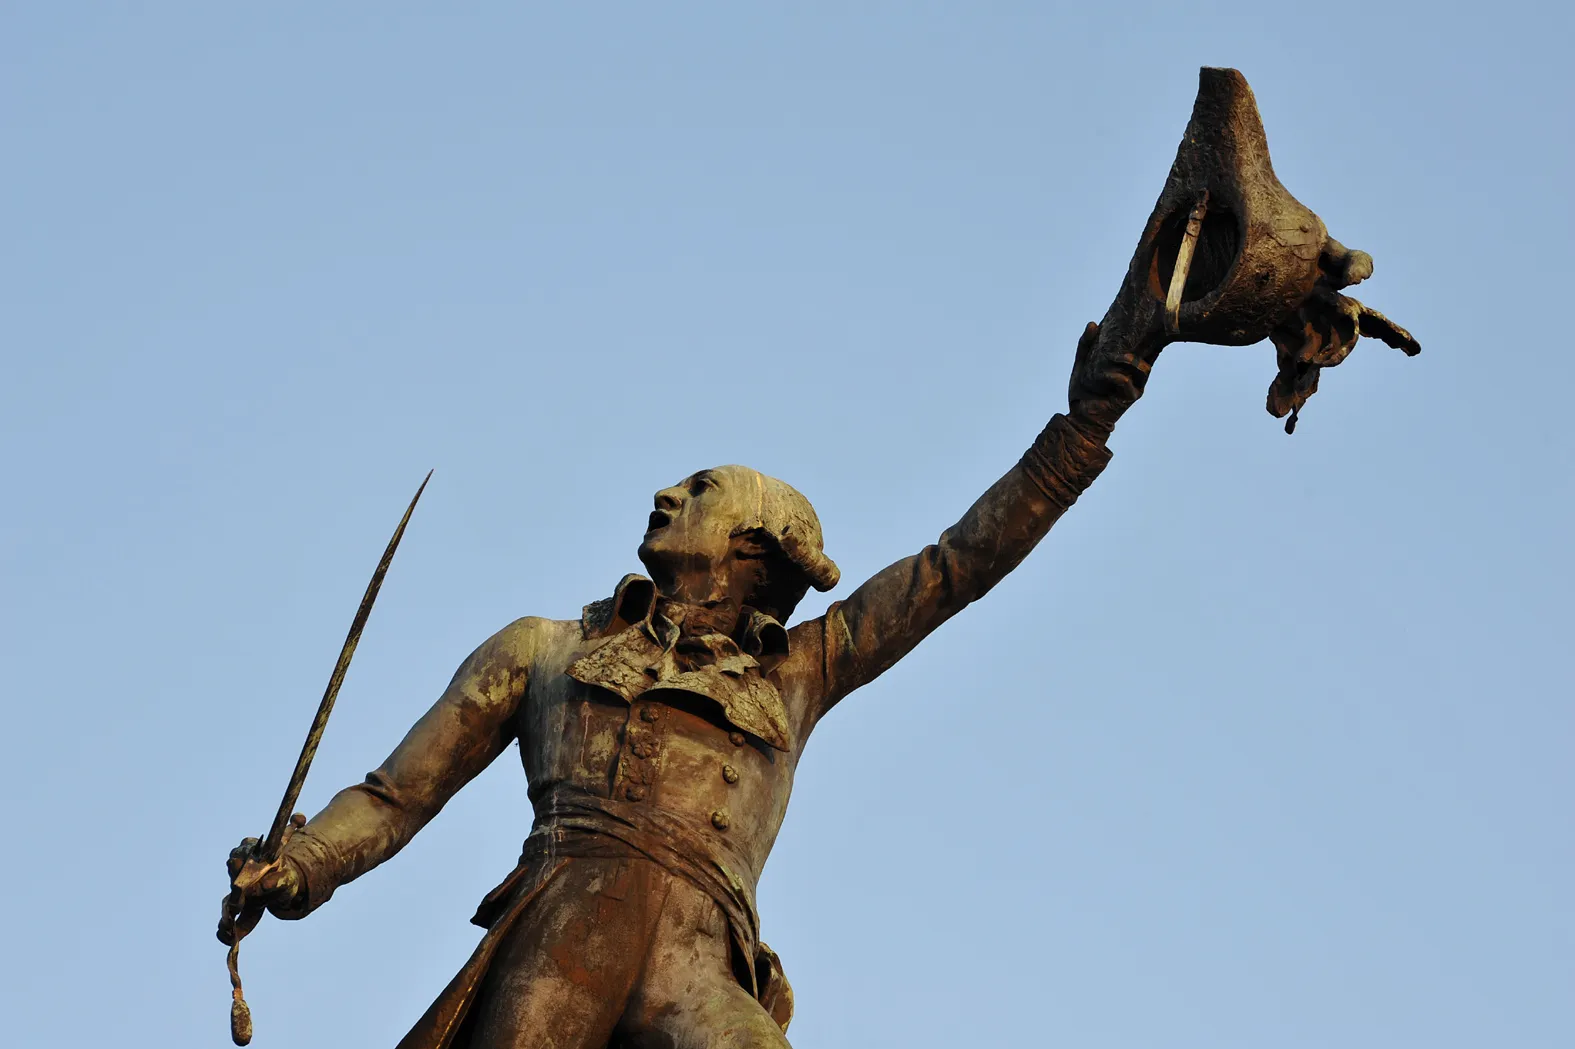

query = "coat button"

[
  {"left": 710, "top": 810, "right": 730, "bottom": 831},
  {"left": 728, "top": 731, "right": 746, "bottom": 746},
  {"left": 721, "top": 764, "right": 739, "bottom": 784},
  {"left": 632, "top": 741, "right": 653, "bottom": 759},
  {"left": 641, "top": 706, "right": 660, "bottom": 722},
  {"left": 625, "top": 784, "right": 647, "bottom": 801}
]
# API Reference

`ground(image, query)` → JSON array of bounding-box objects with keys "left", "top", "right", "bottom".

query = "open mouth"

[{"left": 646, "top": 509, "right": 672, "bottom": 535}]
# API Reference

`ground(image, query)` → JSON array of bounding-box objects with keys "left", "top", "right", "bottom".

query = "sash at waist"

[{"left": 482, "top": 787, "right": 763, "bottom": 994}]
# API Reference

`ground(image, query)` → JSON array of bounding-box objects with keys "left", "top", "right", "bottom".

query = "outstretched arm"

[
  {"left": 810, "top": 323, "right": 1139, "bottom": 713},
  {"left": 262, "top": 617, "right": 539, "bottom": 917}
]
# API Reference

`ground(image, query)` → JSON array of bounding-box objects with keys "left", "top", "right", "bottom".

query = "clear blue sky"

[{"left": 2, "top": 5, "right": 1570, "bottom": 1047}]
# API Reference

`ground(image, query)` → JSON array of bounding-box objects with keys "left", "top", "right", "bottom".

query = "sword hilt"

[{"left": 219, "top": 813, "right": 304, "bottom": 1045}]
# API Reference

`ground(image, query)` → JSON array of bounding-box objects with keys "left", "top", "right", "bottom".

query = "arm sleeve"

[
  {"left": 271, "top": 618, "right": 537, "bottom": 917},
  {"left": 813, "top": 413, "right": 1111, "bottom": 716}
]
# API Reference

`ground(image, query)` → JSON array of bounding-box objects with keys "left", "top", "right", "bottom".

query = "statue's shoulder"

[
  {"left": 473, "top": 614, "right": 579, "bottom": 670},
  {"left": 483, "top": 579, "right": 642, "bottom": 672}
]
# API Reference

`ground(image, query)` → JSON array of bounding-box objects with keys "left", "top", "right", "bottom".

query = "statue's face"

[{"left": 637, "top": 465, "right": 762, "bottom": 589}]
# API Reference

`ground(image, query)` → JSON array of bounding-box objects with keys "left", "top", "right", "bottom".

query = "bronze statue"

[{"left": 219, "top": 69, "right": 1418, "bottom": 1048}]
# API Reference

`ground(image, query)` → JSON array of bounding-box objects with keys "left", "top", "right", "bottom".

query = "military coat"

[{"left": 278, "top": 413, "right": 1111, "bottom": 1047}]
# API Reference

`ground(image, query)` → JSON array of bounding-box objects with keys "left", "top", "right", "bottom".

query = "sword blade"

[{"left": 257, "top": 470, "right": 432, "bottom": 861}]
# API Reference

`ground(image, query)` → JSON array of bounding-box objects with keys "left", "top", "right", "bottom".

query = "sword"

[{"left": 217, "top": 470, "right": 432, "bottom": 1045}]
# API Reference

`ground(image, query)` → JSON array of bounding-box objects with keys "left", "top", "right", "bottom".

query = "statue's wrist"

[
  {"left": 1020, "top": 413, "right": 1114, "bottom": 507},
  {"left": 267, "top": 833, "right": 336, "bottom": 919},
  {"left": 1067, "top": 397, "right": 1121, "bottom": 443}
]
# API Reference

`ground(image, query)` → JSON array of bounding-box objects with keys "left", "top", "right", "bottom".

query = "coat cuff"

[
  {"left": 269, "top": 829, "right": 341, "bottom": 920},
  {"left": 1019, "top": 413, "right": 1113, "bottom": 509}
]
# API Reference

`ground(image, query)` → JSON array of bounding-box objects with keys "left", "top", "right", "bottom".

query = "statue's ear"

[{"left": 730, "top": 528, "right": 775, "bottom": 560}]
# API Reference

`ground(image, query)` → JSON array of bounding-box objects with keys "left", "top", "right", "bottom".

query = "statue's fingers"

[
  {"left": 1355, "top": 302, "right": 1421, "bottom": 356},
  {"left": 258, "top": 860, "right": 297, "bottom": 899},
  {"left": 1074, "top": 320, "right": 1100, "bottom": 366},
  {"left": 1068, "top": 320, "right": 1100, "bottom": 395},
  {"left": 227, "top": 840, "right": 258, "bottom": 880}
]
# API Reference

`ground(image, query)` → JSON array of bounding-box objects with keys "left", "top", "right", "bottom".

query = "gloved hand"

[{"left": 217, "top": 833, "right": 308, "bottom": 945}]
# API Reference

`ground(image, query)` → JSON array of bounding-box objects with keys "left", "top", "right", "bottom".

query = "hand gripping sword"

[{"left": 216, "top": 471, "right": 432, "bottom": 1045}]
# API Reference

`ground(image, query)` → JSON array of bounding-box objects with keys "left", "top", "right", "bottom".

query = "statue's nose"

[{"left": 654, "top": 488, "right": 684, "bottom": 512}]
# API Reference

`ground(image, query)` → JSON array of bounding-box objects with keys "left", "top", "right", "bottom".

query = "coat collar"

[
  {"left": 572, "top": 573, "right": 793, "bottom": 750},
  {"left": 580, "top": 573, "right": 790, "bottom": 677}
]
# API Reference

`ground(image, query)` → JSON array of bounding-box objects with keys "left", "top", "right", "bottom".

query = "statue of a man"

[
  {"left": 224, "top": 68, "right": 1418, "bottom": 1049},
  {"left": 224, "top": 318, "right": 1125, "bottom": 1048}
]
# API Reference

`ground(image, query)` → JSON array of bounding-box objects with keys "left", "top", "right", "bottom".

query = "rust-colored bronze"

[{"left": 221, "top": 69, "right": 1418, "bottom": 1046}]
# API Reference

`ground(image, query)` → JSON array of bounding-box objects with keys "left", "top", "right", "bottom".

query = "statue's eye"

[{"left": 693, "top": 476, "right": 718, "bottom": 493}]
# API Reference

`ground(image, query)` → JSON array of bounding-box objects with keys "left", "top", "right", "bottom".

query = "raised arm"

[
  {"left": 811, "top": 322, "right": 1142, "bottom": 713},
  {"left": 245, "top": 617, "right": 540, "bottom": 918}
]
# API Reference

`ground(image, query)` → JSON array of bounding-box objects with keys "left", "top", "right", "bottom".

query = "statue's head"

[{"left": 637, "top": 464, "right": 839, "bottom": 622}]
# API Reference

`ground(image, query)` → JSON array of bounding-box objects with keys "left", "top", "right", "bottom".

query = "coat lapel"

[{"left": 565, "top": 575, "right": 795, "bottom": 751}]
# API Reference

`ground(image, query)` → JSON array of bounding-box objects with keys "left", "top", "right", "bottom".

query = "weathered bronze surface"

[
  {"left": 1070, "top": 67, "right": 1418, "bottom": 435},
  {"left": 221, "top": 68, "right": 1418, "bottom": 1047}
]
